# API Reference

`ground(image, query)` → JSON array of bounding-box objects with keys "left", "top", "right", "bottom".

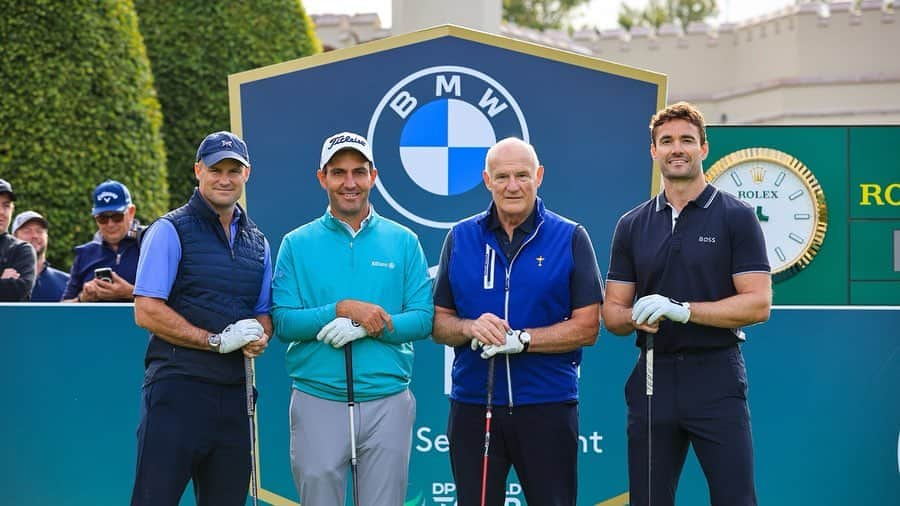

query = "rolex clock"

[{"left": 706, "top": 147, "right": 827, "bottom": 282}]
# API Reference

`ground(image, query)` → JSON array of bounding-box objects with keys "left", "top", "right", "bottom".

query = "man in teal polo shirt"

[{"left": 272, "top": 131, "right": 433, "bottom": 505}]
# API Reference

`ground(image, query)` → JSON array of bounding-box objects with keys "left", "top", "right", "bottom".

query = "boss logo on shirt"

[
  {"left": 698, "top": 236, "right": 717, "bottom": 243},
  {"left": 371, "top": 260, "right": 396, "bottom": 269}
]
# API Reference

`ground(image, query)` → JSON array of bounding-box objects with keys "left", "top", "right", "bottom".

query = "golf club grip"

[
  {"left": 345, "top": 343, "right": 355, "bottom": 402},
  {"left": 244, "top": 356, "right": 255, "bottom": 415},
  {"left": 485, "top": 356, "right": 496, "bottom": 407},
  {"left": 645, "top": 334, "right": 654, "bottom": 397}
]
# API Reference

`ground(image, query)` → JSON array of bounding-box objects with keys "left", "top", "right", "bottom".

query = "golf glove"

[
  {"left": 216, "top": 319, "right": 264, "bottom": 354},
  {"left": 632, "top": 294, "right": 691, "bottom": 325},
  {"left": 317, "top": 317, "right": 367, "bottom": 348},
  {"left": 480, "top": 330, "right": 530, "bottom": 359}
]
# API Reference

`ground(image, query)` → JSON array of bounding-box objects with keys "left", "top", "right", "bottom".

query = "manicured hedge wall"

[
  {"left": 0, "top": 0, "right": 168, "bottom": 272},
  {"left": 134, "top": 0, "right": 322, "bottom": 208}
]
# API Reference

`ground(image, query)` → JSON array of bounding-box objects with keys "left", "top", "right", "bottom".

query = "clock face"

[{"left": 706, "top": 148, "right": 827, "bottom": 282}]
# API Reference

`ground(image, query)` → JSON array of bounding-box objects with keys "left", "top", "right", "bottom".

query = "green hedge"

[
  {"left": 134, "top": 0, "right": 322, "bottom": 208},
  {"left": 0, "top": 0, "right": 168, "bottom": 272}
]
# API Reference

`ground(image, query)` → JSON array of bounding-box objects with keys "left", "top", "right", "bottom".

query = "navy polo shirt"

[{"left": 607, "top": 184, "right": 769, "bottom": 353}]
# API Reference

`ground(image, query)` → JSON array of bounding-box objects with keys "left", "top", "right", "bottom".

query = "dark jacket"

[{"left": 0, "top": 232, "right": 36, "bottom": 301}]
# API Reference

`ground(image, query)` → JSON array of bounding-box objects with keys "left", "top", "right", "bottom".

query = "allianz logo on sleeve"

[{"left": 371, "top": 260, "right": 396, "bottom": 269}]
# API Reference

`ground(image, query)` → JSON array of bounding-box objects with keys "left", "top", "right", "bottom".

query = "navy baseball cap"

[
  {"left": 92, "top": 180, "right": 132, "bottom": 216},
  {"left": 0, "top": 178, "right": 15, "bottom": 200},
  {"left": 196, "top": 131, "right": 250, "bottom": 168}
]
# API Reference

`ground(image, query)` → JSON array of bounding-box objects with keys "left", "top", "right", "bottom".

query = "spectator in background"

[
  {"left": 63, "top": 180, "right": 140, "bottom": 302},
  {"left": 13, "top": 211, "right": 70, "bottom": 302},
  {"left": 0, "top": 179, "right": 36, "bottom": 301}
]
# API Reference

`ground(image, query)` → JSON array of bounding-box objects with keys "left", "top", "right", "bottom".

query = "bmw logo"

[{"left": 368, "top": 66, "right": 529, "bottom": 228}]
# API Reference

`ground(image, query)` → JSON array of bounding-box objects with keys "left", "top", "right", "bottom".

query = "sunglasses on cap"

[{"left": 94, "top": 212, "right": 126, "bottom": 225}]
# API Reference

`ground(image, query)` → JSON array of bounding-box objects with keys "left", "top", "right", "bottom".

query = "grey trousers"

[{"left": 290, "top": 388, "right": 416, "bottom": 506}]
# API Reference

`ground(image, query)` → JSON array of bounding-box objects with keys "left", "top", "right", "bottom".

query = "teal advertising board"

[{"left": 2, "top": 304, "right": 898, "bottom": 505}]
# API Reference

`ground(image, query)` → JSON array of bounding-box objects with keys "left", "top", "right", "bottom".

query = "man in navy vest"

[
  {"left": 130, "top": 131, "right": 273, "bottom": 506},
  {"left": 603, "top": 102, "right": 771, "bottom": 506},
  {"left": 432, "top": 137, "right": 603, "bottom": 505}
]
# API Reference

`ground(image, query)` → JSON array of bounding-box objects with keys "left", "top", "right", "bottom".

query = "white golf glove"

[
  {"left": 216, "top": 318, "right": 264, "bottom": 354},
  {"left": 632, "top": 294, "right": 691, "bottom": 325},
  {"left": 317, "top": 317, "right": 367, "bottom": 348},
  {"left": 480, "top": 330, "right": 530, "bottom": 359}
]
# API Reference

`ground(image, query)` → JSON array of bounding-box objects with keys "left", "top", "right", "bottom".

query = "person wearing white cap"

[
  {"left": 272, "top": 131, "right": 433, "bottom": 505},
  {"left": 13, "top": 210, "right": 69, "bottom": 302},
  {"left": 0, "top": 178, "right": 37, "bottom": 301}
]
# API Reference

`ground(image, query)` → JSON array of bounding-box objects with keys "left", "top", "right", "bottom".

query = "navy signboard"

[{"left": 229, "top": 25, "right": 665, "bottom": 505}]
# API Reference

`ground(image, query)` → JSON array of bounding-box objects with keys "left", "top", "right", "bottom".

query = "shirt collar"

[
  {"left": 655, "top": 184, "right": 718, "bottom": 212},
  {"left": 486, "top": 201, "right": 537, "bottom": 234},
  {"left": 326, "top": 205, "right": 375, "bottom": 236}
]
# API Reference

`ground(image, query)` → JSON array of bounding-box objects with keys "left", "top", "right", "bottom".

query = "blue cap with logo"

[
  {"left": 92, "top": 180, "right": 132, "bottom": 216},
  {"left": 196, "top": 131, "right": 250, "bottom": 168}
]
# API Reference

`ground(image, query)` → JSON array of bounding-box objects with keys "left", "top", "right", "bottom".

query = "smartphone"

[{"left": 94, "top": 267, "right": 113, "bottom": 282}]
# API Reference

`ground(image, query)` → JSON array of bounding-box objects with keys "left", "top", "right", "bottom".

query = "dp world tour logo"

[{"left": 368, "top": 66, "right": 529, "bottom": 228}]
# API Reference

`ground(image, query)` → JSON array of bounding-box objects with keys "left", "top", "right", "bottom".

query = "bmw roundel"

[{"left": 368, "top": 66, "right": 529, "bottom": 229}]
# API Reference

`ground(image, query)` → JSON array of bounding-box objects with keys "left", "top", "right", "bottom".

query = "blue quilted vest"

[
  {"left": 448, "top": 199, "right": 580, "bottom": 406},
  {"left": 143, "top": 190, "right": 266, "bottom": 385}
]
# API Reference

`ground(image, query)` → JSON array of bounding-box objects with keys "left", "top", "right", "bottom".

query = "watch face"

[{"left": 706, "top": 148, "right": 828, "bottom": 282}]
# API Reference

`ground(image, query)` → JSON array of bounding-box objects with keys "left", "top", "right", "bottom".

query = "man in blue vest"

[
  {"left": 602, "top": 102, "right": 771, "bottom": 506},
  {"left": 130, "top": 131, "right": 273, "bottom": 506},
  {"left": 432, "top": 137, "right": 603, "bottom": 505},
  {"left": 0, "top": 179, "right": 36, "bottom": 302}
]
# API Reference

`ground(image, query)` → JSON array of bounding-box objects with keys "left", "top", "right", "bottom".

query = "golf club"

[
  {"left": 645, "top": 334, "right": 654, "bottom": 506},
  {"left": 244, "top": 356, "right": 259, "bottom": 506},
  {"left": 480, "top": 355, "right": 496, "bottom": 506},
  {"left": 345, "top": 343, "right": 360, "bottom": 506}
]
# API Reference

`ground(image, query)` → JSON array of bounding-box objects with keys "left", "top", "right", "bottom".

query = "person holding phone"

[{"left": 63, "top": 180, "right": 142, "bottom": 302}]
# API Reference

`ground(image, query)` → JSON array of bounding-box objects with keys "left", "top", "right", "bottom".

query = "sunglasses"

[{"left": 94, "top": 213, "right": 125, "bottom": 225}]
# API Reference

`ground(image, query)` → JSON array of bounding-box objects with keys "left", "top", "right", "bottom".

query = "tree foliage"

[
  {"left": 0, "top": 0, "right": 168, "bottom": 272},
  {"left": 618, "top": 0, "right": 718, "bottom": 31},
  {"left": 503, "top": 0, "right": 592, "bottom": 31},
  {"left": 133, "top": 0, "right": 322, "bottom": 208}
]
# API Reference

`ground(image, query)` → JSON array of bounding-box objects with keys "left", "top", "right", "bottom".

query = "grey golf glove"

[
  {"left": 216, "top": 318, "right": 264, "bottom": 354},
  {"left": 317, "top": 317, "right": 367, "bottom": 348},
  {"left": 632, "top": 294, "right": 691, "bottom": 325},
  {"left": 480, "top": 329, "right": 530, "bottom": 359}
]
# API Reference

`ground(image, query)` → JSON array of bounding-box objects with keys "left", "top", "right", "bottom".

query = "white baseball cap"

[{"left": 319, "top": 131, "right": 374, "bottom": 169}]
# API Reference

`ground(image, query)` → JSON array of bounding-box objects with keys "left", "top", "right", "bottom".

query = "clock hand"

[{"left": 756, "top": 205, "right": 769, "bottom": 222}]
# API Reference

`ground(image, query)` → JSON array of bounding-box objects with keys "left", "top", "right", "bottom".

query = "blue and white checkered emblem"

[{"left": 369, "top": 66, "right": 529, "bottom": 228}]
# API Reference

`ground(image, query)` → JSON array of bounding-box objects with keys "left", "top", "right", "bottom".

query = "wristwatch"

[
  {"left": 207, "top": 333, "right": 221, "bottom": 352},
  {"left": 518, "top": 331, "right": 531, "bottom": 352}
]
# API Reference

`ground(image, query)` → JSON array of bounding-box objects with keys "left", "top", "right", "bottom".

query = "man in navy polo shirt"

[
  {"left": 432, "top": 137, "right": 603, "bottom": 505},
  {"left": 63, "top": 179, "right": 140, "bottom": 302},
  {"left": 12, "top": 210, "right": 69, "bottom": 302},
  {"left": 602, "top": 102, "right": 772, "bottom": 506},
  {"left": 130, "top": 131, "right": 272, "bottom": 506}
]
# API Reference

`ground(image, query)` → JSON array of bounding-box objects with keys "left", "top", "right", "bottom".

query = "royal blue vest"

[
  {"left": 143, "top": 190, "right": 265, "bottom": 385},
  {"left": 448, "top": 199, "right": 580, "bottom": 406}
]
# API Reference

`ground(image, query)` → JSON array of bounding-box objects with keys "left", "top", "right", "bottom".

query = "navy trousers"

[
  {"left": 626, "top": 345, "right": 757, "bottom": 506},
  {"left": 131, "top": 377, "right": 251, "bottom": 506},
  {"left": 447, "top": 400, "right": 578, "bottom": 506}
]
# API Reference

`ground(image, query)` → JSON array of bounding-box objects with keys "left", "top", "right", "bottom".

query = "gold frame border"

[
  {"left": 706, "top": 147, "right": 828, "bottom": 282},
  {"left": 229, "top": 24, "right": 668, "bottom": 505}
]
